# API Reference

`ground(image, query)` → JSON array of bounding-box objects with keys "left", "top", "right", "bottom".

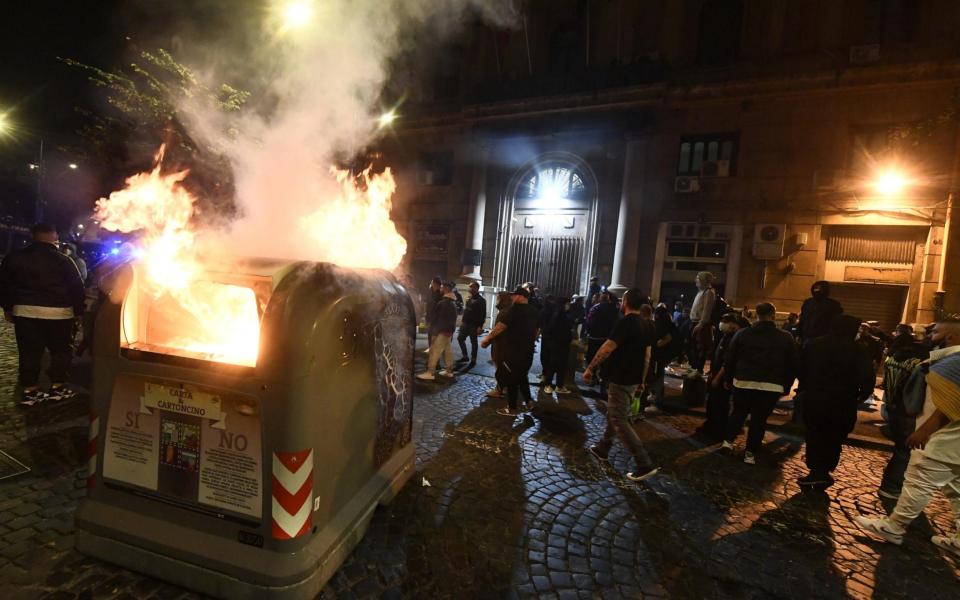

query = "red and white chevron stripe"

[
  {"left": 87, "top": 413, "right": 99, "bottom": 489},
  {"left": 271, "top": 448, "right": 313, "bottom": 540}
]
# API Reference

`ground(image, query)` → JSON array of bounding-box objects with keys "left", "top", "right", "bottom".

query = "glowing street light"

[
  {"left": 0, "top": 113, "right": 8, "bottom": 135},
  {"left": 281, "top": 1, "right": 314, "bottom": 30},
  {"left": 377, "top": 110, "right": 398, "bottom": 128},
  {"left": 875, "top": 170, "right": 908, "bottom": 196},
  {"left": 68, "top": 163, "right": 78, "bottom": 170}
]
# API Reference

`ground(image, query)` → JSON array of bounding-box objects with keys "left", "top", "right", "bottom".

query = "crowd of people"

[{"left": 416, "top": 270, "right": 960, "bottom": 557}]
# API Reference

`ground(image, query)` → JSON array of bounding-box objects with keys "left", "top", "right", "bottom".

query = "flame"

[
  {"left": 299, "top": 166, "right": 407, "bottom": 270},
  {"left": 97, "top": 146, "right": 261, "bottom": 366},
  {"left": 96, "top": 147, "right": 408, "bottom": 366}
]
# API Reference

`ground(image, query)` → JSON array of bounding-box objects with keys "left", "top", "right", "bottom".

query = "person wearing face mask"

[
  {"left": 688, "top": 271, "right": 717, "bottom": 375},
  {"left": 798, "top": 280, "right": 843, "bottom": 345},
  {"left": 797, "top": 314, "right": 876, "bottom": 489},
  {"left": 696, "top": 313, "right": 743, "bottom": 441}
]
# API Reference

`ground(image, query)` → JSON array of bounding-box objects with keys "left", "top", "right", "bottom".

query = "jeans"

[
  {"left": 14, "top": 317, "right": 74, "bottom": 387},
  {"left": 457, "top": 324, "right": 480, "bottom": 362},
  {"left": 596, "top": 383, "right": 653, "bottom": 470},
  {"left": 724, "top": 388, "right": 780, "bottom": 453},
  {"left": 889, "top": 451, "right": 960, "bottom": 534},
  {"left": 880, "top": 413, "right": 916, "bottom": 494},
  {"left": 426, "top": 333, "right": 454, "bottom": 372}
]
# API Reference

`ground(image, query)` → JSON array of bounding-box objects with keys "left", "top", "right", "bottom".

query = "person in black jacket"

[
  {"left": 584, "top": 291, "right": 619, "bottom": 370},
  {"left": 696, "top": 313, "right": 746, "bottom": 440},
  {"left": 417, "top": 282, "right": 459, "bottom": 381},
  {"left": 722, "top": 302, "right": 799, "bottom": 464},
  {"left": 541, "top": 296, "right": 575, "bottom": 395},
  {"left": 798, "top": 280, "right": 843, "bottom": 344},
  {"left": 798, "top": 314, "right": 876, "bottom": 489},
  {"left": 424, "top": 276, "right": 443, "bottom": 350},
  {"left": 0, "top": 223, "right": 84, "bottom": 403},
  {"left": 456, "top": 281, "right": 486, "bottom": 368}
]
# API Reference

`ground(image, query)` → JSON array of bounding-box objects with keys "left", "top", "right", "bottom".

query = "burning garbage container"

[{"left": 76, "top": 258, "right": 416, "bottom": 599}]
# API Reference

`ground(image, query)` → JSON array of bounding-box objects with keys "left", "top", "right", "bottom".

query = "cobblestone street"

[{"left": 0, "top": 321, "right": 959, "bottom": 599}]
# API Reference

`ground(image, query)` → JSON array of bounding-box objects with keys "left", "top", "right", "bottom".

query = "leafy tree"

[{"left": 62, "top": 49, "right": 249, "bottom": 220}]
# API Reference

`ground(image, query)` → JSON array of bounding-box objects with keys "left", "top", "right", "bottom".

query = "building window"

[
  {"left": 696, "top": 0, "right": 744, "bottom": 66},
  {"left": 677, "top": 134, "right": 738, "bottom": 176},
  {"left": 418, "top": 152, "right": 453, "bottom": 186},
  {"left": 517, "top": 165, "right": 588, "bottom": 203}
]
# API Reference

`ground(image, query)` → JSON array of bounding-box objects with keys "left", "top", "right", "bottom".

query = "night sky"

[{"left": 0, "top": 1, "right": 258, "bottom": 228}]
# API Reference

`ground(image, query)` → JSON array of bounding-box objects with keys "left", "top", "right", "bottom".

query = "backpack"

[
  {"left": 709, "top": 293, "right": 730, "bottom": 326},
  {"left": 901, "top": 362, "right": 929, "bottom": 417},
  {"left": 453, "top": 289, "right": 464, "bottom": 315}
]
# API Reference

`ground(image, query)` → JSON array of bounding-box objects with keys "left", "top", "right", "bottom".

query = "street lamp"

[
  {"left": 377, "top": 109, "right": 398, "bottom": 128},
  {"left": 68, "top": 163, "right": 78, "bottom": 170},
  {"left": 874, "top": 169, "right": 908, "bottom": 196},
  {"left": 0, "top": 113, "right": 8, "bottom": 135},
  {"left": 280, "top": 1, "right": 314, "bottom": 30}
]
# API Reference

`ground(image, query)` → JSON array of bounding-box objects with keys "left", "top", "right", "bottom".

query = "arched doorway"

[{"left": 495, "top": 153, "right": 599, "bottom": 297}]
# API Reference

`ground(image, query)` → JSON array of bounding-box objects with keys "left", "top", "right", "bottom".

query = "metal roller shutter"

[{"left": 828, "top": 283, "right": 907, "bottom": 333}]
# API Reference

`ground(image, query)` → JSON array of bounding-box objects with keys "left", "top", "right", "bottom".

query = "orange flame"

[
  {"left": 96, "top": 146, "right": 261, "bottom": 366},
  {"left": 299, "top": 167, "right": 407, "bottom": 270},
  {"left": 95, "top": 147, "right": 408, "bottom": 367}
]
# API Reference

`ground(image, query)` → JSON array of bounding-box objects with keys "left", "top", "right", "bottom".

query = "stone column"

[
  {"left": 458, "top": 143, "right": 488, "bottom": 284},
  {"left": 608, "top": 138, "right": 645, "bottom": 296}
]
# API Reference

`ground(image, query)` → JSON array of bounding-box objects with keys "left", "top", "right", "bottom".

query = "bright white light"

[
  {"left": 377, "top": 110, "right": 397, "bottom": 128},
  {"left": 875, "top": 170, "right": 907, "bottom": 196},
  {"left": 281, "top": 1, "right": 314, "bottom": 29},
  {"left": 28, "top": 163, "right": 38, "bottom": 170},
  {"left": 68, "top": 163, "right": 78, "bottom": 170},
  {"left": 0, "top": 113, "right": 8, "bottom": 134},
  {"left": 77, "top": 224, "right": 84, "bottom": 229},
  {"left": 539, "top": 181, "right": 566, "bottom": 204}
]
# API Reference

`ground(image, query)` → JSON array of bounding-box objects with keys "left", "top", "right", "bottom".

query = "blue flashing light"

[
  {"left": 110, "top": 247, "right": 121, "bottom": 256},
  {"left": 112, "top": 239, "right": 122, "bottom": 244}
]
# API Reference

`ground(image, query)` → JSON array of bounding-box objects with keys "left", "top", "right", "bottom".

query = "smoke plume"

[{"left": 177, "top": 0, "right": 517, "bottom": 268}]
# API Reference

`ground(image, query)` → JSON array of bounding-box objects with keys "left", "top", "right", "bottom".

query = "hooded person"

[
  {"left": 798, "top": 280, "right": 843, "bottom": 343},
  {"left": 797, "top": 314, "right": 875, "bottom": 489}
]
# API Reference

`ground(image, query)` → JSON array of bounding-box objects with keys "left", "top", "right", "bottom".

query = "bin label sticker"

[
  {"left": 102, "top": 377, "right": 262, "bottom": 520},
  {"left": 271, "top": 449, "right": 313, "bottom": 539}
]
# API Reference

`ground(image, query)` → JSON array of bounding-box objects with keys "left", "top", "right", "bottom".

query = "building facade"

[{"left": 385, "top": 0, "right": 960, "bottom": 329}]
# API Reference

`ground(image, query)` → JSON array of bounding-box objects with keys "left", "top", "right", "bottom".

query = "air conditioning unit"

[
  {"left": 701, "top": 160, "right": 730, "bottom": 178},
  {"left": 753, "top": 223, "right": 786, "bottom": 260},
  {"left": 849, "top": 44, "right": 880, "bottom": 65},
  {"left": 674, "top": 176, "right": 701, "bottom": 194}
]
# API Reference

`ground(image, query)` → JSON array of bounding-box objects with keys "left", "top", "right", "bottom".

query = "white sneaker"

[
  {"left": 721, "top": 440, "right": 734, "bottom": 451},
  {"left": 931, "top": 535, "right": 960, "bottom": 558},
  {"left": 743, "top": 451, "right": 756, "bottom": 465},
  {"left": 543, "top": 385, "right": 555, "bottom": 394},
  {"left": 439, "top": 370, "right": 454, "bottom": 378},
  {"left": 416, "top": 372, "right": 435, "bottom": 381},
  {"left": 555, "top": 386, "right": 571, "bottom": 395},
  {"left": 854, "top": 516, "right": 904, "bottom": 545}
]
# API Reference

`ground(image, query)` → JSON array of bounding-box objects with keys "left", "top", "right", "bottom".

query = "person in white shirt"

[
  {"left": 688, "top": 271, "right": 716, "bottom": 374},
  {"left": 855, "top": 320, "right": 960, "bottom": 558}
]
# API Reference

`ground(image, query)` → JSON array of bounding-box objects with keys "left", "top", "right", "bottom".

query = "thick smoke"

[{"left": 180, "top": 0, "right": 517, "bottom": 266}]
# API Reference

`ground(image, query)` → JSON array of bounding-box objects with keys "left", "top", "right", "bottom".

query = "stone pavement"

[{"left": 0, "top": 320, "right": 958, "bottom": 599}]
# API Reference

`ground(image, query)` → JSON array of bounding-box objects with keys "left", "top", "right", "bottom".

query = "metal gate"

[
  {"left": 506, "top": 213, "right": 587, "bottom": 296},
  {"left": 830, "top": 283, "right": 907, "bottom": 333}
]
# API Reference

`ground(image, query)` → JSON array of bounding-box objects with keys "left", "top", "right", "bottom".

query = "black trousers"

[
  {"left": 702, "top": 384, "right": 732, "bottom": 438},
  {"left": 457, "top": 323, "right": 480, "bottom": 361},
  {"left": 803, "top": 395, "right": 858, "bottom": 475},
  {"left": 880, "top": 413, "right": 915, "bottom": 493},
  {"left": 14, "top": 317, "right": 74, "bottom": 387},
  {"left": 542, "top": 340, "right": 569, "bottom": 387},
  {"left": 725, "top": 388, "right": 780, "bottom": 452},
  {"left": 497, "top": 355, "right": 533, "bottom": 410}
]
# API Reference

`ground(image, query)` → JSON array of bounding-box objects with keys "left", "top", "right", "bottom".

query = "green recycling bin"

[{"left": 76, "top": 258, "right": 416, "bottom": 599}]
